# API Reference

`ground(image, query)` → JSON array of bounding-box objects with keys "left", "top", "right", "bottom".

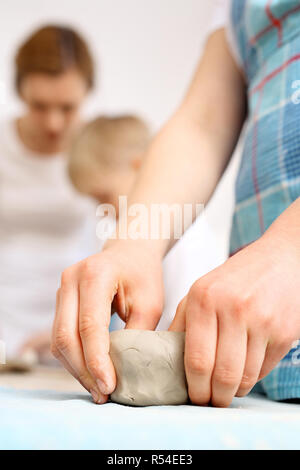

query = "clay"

[{"left": 109, "top": 329, "right": 188, "bottom": 406}]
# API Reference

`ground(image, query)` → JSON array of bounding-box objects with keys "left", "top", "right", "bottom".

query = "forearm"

[
  {"left": 125, "top": 111, "right": 233, "bottom": 255},
  {"left": 128, "top": 31, "right": 246, "bottom": 255},
  {"left": 105, "top": 30, "right": 247, "bottom": 257}
]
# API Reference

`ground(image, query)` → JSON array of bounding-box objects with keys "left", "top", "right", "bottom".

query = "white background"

[{"left": 0, "top": 0, "right": 213, "bottom": 127}]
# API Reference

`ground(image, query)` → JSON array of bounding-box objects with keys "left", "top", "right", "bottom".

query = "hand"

[
  {"left": 169, "top": 230, "right": 300, "bottom": 407},
  {"left": 51, "top": 239, "right": 164, "bottom": 404},
  {"left": 20, "top": 330, "right": 52, "bottom": 361}
]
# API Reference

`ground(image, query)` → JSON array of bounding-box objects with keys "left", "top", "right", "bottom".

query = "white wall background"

[
  {"left": 0, "top": 0, "right": 213, "bottom": 127},
  {"left": 0, "top": 1, "right": 241, "bottom": 320}
]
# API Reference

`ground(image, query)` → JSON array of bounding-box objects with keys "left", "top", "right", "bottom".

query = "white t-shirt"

[
  {"left": 208, "top": 0, "right": 241, "bottom": 67},
  {"left": 0, "top": 119, "right": 99, "bottom": 356},
  {"left": 209, "top": 0, "right": 230, "bottom": 32}
]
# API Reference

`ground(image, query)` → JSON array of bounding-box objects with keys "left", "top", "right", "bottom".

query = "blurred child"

[
  {"left": 68, "top": 114, "right": 223, "bottom": 330},
  {"left": 69, "top": 115, "right": 150, "bottom": 329},
  {"left": 69, "top": 115, "right": 150, "bottom": 213}
]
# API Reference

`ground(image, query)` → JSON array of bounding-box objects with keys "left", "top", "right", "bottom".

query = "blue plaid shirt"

[{"left": 229, "top": 0, "right": 300, "bottom": 400}]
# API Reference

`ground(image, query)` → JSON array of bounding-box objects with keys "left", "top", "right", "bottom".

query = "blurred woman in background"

[{"left": 0, "top": 25, "right": 97, "bottom": 361}]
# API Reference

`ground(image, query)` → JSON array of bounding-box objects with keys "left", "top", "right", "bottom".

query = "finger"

[
  {"left": 184, "top": 289, "right": 217, "bottom": 405},
  {"left": 258, "top": 341, "right": 293, "bottom": 381},
  {"left": 79, "top": 275, "right": 117, "bottom": 396},
  {"left": 53, "top": 279, "right": 106, "bottom": 403},
  {"left": 235, "top": 332, "right": 267, "bottom": 397},
  {"left": 20, "top": 332, "right": 51, "bottom": 354},
  {"left": 52, "top": 290, "right": 81, "bottom": 384},
  {"left": 211, "top": 315, "right": 247, "bottom": 407},
  {"left": 51, "top": 343, "right": 107, "bottom": 404},
  {"left": 168, "top": 296, "right": 187, "bottom": 332}
]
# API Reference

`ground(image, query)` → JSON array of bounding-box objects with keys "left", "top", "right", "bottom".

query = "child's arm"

[{"left": 51, "top": 29, "right": 247, "bottom": 403}]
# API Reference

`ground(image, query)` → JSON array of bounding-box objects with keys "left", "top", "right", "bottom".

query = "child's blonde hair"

[{"left": 69, "top": 115, "right": 150, "bottom": 191}]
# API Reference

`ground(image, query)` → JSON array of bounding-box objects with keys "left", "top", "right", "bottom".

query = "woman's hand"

[
  {"left": 170, "top": 225, "right": 300, "bottom": 407},
  {"left": 20, "top": 330, "right": 52, "bottom": 362},
  {"left": 51, "top": 239, "right": 164, "bottom": 404}
]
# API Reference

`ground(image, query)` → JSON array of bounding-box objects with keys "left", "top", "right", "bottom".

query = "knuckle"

[
  {"left": 50, "top": 343, "right": 61, "bottom": 359},
  {"left": 54, "top": 327, "right": 73, "bottom": 353},
  {"left": 81, "top": 259, "right": 98, "bottom": 281},
  {"left": 230, "top": 293, "right": 253, "bottom": 320},
  {"left": 260, "top": 311, "right": 273, "bottom": 330},
  {"left": 60, "top": 268, "right": 73, "bottom": 288},
  {"left": 78, "top": 373, "right": 91, "bottom": 387},
  {"left": 189, "top": 280, "right": 215, "bottom": 310},
  {"left": 230, "top": 303, "right": 245, "bottom": 323},
  {"left": 213, "top": 367, "right": 240, "bottom": 387},
  {"left": 186, "top": 352, "right": 213, "bottom": 376},
  {"left": 79, "top": 316, "right": 95, "bottom": 339},
  {"left": 188, "top": 280, "right": 203, "bottom": 302},
  {"left": 86, "top": 357, "right": 101, "bottom": 376}
]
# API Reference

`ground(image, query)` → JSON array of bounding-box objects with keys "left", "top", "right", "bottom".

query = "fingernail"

[
  {"left": 97, "top": 379, "right": 111, "bottom": 395},
  {"left": 90, "top": 388, "right": 106, "bottom": 404}
]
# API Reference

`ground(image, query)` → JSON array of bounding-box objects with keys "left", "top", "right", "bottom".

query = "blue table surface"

[{"left": 1, "top": 386, "right": 300, "bottom": 450}]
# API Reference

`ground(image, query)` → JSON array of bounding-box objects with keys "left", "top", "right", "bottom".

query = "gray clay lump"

[{"left": 109, "top": 329, "right": 188, "bottom": 406}]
